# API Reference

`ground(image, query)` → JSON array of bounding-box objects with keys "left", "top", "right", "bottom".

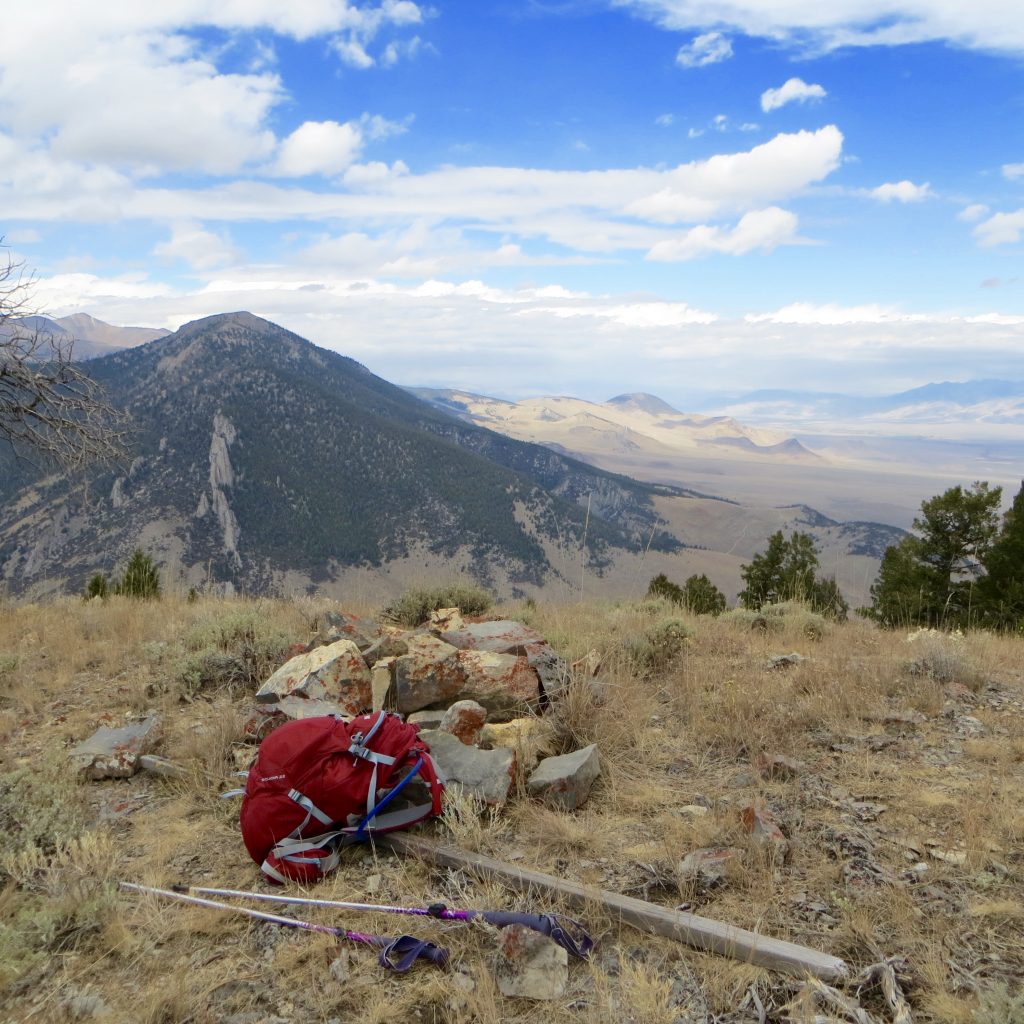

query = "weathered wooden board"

[{"left": 380, "top": 832, "right": 849, "bottom": 982}]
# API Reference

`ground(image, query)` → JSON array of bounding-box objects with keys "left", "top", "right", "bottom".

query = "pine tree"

[
  {"left": 114, "top": 549, "right": 161, "bottom": 600},
  {"left": 681, "top": 573, "right": 727, "bottom": 616},
  {"left": 977, "top": 481, "right": 1024, "bottom": 631}
]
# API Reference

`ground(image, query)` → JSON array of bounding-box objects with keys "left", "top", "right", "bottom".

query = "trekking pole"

[
  {"left": 170, "top": 882, "right": 594, "bottom": 958},
  {"left": 120, "top": 883, "right": 448, "bottom": 972}
]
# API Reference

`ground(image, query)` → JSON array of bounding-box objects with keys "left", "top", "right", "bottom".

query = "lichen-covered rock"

[
  {"left": 371, "top": 656, "right": 396, "bottom": 711},
  {"left": 255, "top": 639, "right": 372, "bottom": 713},
  {"left": 420, "top": 729, "right": 515, "bottom": 806},
  {"left": 317, "top": 610, "right": 378, "bottom": 651},
  {"left": 428, "top": 607, "right": 464, "bottom": 633},
  {"left": 740, "top": 804, "right": 790, "bottom": 860},
  {"left": 440, "top": 620, "right": 568, "bottom": 701},
  {"left": 391, "top": 634, "right": 466, "bottom": 712},
  {"left": 527, "top": 744, "right": 601, "bottom": 811},
  {"left": 440, "top": 700, "right": 487, "bottom": 745},
  {"left": 70, "top": 716, "right": 162, "bottom": 779},
  {"left": 677, "top": 847, "right": 743, "bottom": 888},
  {"left": 455, "top": 650, "right": 541, "bottom": 719}
]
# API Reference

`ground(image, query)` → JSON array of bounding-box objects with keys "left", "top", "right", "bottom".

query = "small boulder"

[
  {"left": 493, "top": 924, "right": 568, "bottom": 1000},
  {"left": 527, "top": 744, "right": 601, "bottom": 811},
  {"left": 70, "top": 716, "right": 162, "bottom": 780},
  {"left": 455, "top": 650, "right": 541, "bottom": 719},
  {"left": 371, "top": 656, "right": 396, "bottom": 711},
  {"left": 420, "top": 729, "right": 515, "bottom": 806},
  {"left": 256, "top": 639, "right": 372, "bottom": 713},
  {"left": 440, "top": 700, "right": 488, "bottom": 745},
  {"left": 391, "top": 635, "right": 466, "bottom": 713},
  {"left": 361, "top": 633, "right": 410, "bottom": 668}
]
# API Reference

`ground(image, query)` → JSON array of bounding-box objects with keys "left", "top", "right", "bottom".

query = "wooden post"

[{"left": 379, "top": 833, "right": 849, "bottom": 983}]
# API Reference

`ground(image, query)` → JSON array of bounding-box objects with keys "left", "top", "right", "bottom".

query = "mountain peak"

[{"left": 605, "top": 392, "right": 680, "bottom": 415}]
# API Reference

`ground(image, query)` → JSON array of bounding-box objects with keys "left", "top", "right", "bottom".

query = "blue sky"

[{"left": 1, "top": 1, "right": 1022, "bottom": 406}]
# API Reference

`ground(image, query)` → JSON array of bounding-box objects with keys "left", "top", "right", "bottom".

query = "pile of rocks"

[{"left": 246, "top": 607, "right": 601, "bottom": 812}]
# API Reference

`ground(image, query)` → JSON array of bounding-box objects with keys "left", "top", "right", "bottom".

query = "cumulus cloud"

[
  {"left": 676, "top": 31, "right": 732, "bottom": 67},
  {"left": 761, "top": 78, "right": 827, "bottom": 112},
  {"left": 1003, "top": 163, "right": 1024, "bottom": 180},
  {"left": 610, "top": 0, "right": 1024, "bottom": 54},
  {"left": 958, "top": 203, "right": 990, "bottom": 222},
  {"left": 646, "top": 207, "right": 800, "bottom": 260},
  {"left": 973, "top": 209, "right": 1024, "bottom": 246},
  {"left": 273, "top": 121, "right": 365, "bottom": 177},
  {"left": 869, "top": 180, "right": 934, "bottom": 202},
  {"left": 153, "top": 222, "right": 241, "bottom": 270},
  {"left": 0, "top": 4, "right": 425, "bottom": 179}
]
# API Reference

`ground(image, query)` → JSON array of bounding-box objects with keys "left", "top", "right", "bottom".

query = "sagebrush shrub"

[{"left": 380, "top": 583, "right": 493, "bottom": 626}]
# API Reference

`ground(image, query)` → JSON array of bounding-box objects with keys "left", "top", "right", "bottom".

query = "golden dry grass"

[{"left": 0, "top": 592, "right": 1022, "bottom": 1022}]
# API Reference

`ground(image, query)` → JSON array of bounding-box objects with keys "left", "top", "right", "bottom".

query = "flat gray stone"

[
  {"left": 420, "top": 729, "right": 515, "bottom": 806},
  {"left": 70, "top": 716, "right": 162, "bottom": 779},
  {"left": 527, "top": 743, "right": 600, "bottom": 811},
  {"left": 493, "top": 924, "right": 568, "bottom": 1000}
]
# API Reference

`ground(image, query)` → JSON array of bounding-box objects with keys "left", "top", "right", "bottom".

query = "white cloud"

[
  {"left": 31, "top": 268, "right": 1024, "bottom": 402},
  {"left": 973, "top": 209, "right": 1024, "bottom": 246},
  {"left": 761, "top": 78, "right": 827, "bottom": 112},
  {"left": 153, "top": 222, "right": 241, "bottom": 270},
  {"left": 958, "top": 203, "right": 989, "bottom": 222},
  {"left": 3, "top": 127, "right": 844, "bottom": 266},
  {"left": 675, "top": 31, "right": 732, "bottom": 67},
  {"left": 0, "top": 4, "right": 425, "bottom": 180},
  {"left": 655, "top": 113, "right": 674, "bottom": 126},
  {"left": 334, "top": 39, "right": 375, "bottom": 68},
  {"left": 611, "top": 0, "right": 1024, "bottom": 54},
  {"left": 273, "top": 121, "right": 365, "bottom": 177},
  {"left": 3, "top": 227, "right": 41, "bottom": 244},
  {"left": 869, "top": 180, "right": 934, "bottom": 202},
  {"left": 646, "top": 207, "right": 800, "bottom": 261},
  {"left": 1003, "top": 163, "right": 1024, "bottom": 180}
]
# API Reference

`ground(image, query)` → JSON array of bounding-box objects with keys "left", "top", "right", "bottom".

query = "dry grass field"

[{"left": 1, "top": 592, "right": 1022, "bottom": 1023}]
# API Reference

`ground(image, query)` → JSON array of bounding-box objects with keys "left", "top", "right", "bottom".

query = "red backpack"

[{"left": 239, "top": 712, "right": 444, "bottom": 883}]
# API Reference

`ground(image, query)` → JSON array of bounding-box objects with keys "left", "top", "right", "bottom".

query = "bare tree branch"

[{"left": 0, "top": 243, "right": 129, "bottom": 470}]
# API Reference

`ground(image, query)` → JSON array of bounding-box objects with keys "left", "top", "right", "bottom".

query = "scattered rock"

[
  {"left": 421, "top": 729, "right": 516, "bottom": 805},
  {"left": 493, "top": 924, "right": 568, "bottom": 1000},
  {"left": 740, "top": 804, "right": 790, "bottom": 859},
  {"left": 754, "top": 752, "right": 804, "bottom": 780},
  {"left": 677, "top": 847, "right": 743, "bottom": 888},
  {"left": 70, "top": 716, "right": 162, "bottom": 780},
  {"left": 527, "top": 744, "right": 601, "bottom": 811},
  {"left": 62, "top": 992, "right": 110, "bottom": 1020},
  {"left": 929, "top": 848, "right": 968, "bottom": 867},
  {"left": 675, "top": 804, "right": 710, "bottom": 819},
  {"left": 766, "top": 652, "right": 806, "bottom": 670},
  {"left": 365, "top": 872, "right": 383, "bottom": 894},
  {"left": 954, "top": 715, "right": 987, "bottom": 738},
  {"left": 440, "top": 699, "right": 488, "bottom": 745},
  {"left": 255, "top": 639, "right": 372, "bottom": 713}
]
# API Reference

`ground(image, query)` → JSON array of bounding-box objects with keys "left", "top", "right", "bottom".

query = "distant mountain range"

[
  {"left": 719, "top": 380, "right": 1024, "bottom": 427},
  {"left": 4, "top": 313, "right": 168, "bottom": 360},
  {"left": 0, "top": 313, "right": 690, "bottom": 597},
  {"left": 407, "top": 388, "right": 822, "bottom": 465}
]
